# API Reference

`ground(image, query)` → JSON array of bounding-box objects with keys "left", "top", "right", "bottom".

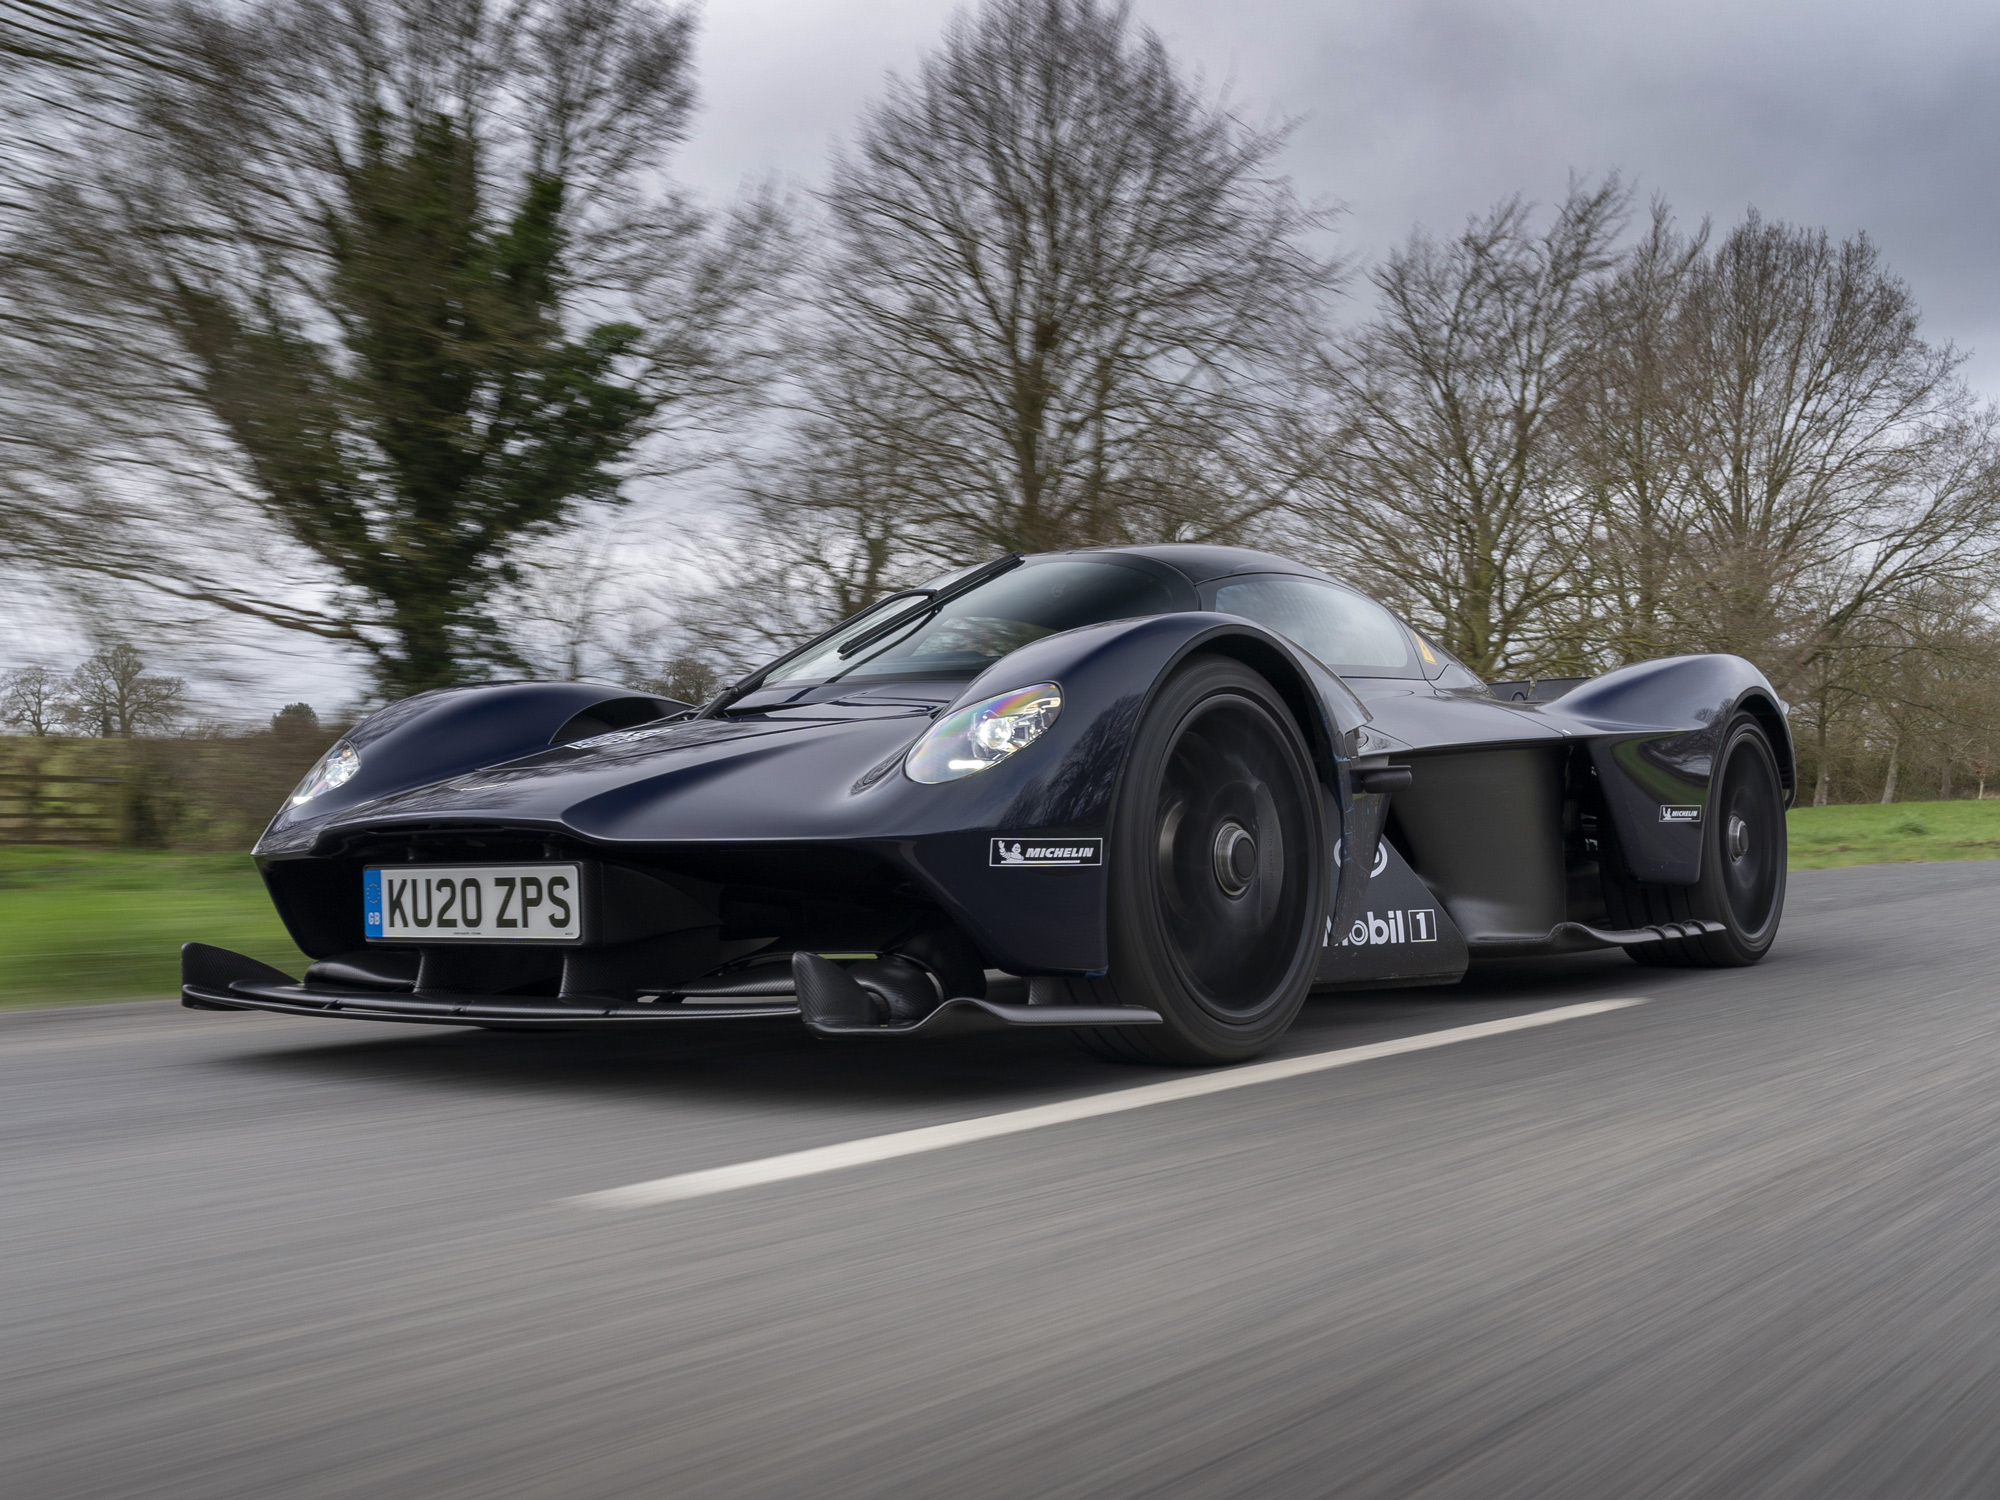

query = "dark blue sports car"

[{"left": 184, "top": 545, "right": 1792, "bottom": 1064}]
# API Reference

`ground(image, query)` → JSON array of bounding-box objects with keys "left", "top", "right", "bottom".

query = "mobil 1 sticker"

[
  {"left": 1326, "top": 908, "right": 1438, "bottom": 947},
  {"left": 991, "top": 837, "right": 1103, "bottom": 867}
]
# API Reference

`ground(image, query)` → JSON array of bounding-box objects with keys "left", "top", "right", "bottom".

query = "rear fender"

[{"left": 1548, "top": 655, "right": 1793, "bottom": 884}]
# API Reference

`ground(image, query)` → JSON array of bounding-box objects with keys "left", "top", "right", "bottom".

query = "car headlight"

[
  {"left": 906, "top": 684, "right": 1062, "bottom": 784},
  {"left": 290, "top": 741, "right": 361, "bottom": 805}
]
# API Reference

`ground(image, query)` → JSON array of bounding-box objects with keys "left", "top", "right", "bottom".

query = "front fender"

[
  {"left": 257, "top": 681, "right": 687, "bottom": 856},
  {"left": 906, "top": 614, "right": 1365, "bottom": 974}
]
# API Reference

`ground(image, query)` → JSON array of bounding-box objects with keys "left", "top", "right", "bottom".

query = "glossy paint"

[
  {"left": 258, "top": 614, "right": 1357, "bottom": 974},
  {"left": 250, "top": 546, "right": 1792, "bottom": 982}
]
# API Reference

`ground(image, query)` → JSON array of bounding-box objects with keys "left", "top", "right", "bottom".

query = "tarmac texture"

[{"left": 6, "top": 862, "right": 2000, "bottom": 1498}]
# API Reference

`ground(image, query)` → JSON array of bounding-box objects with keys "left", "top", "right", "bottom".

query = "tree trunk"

[
  {"left": 1813, "top": 716, "right": 1831, "bottom": 806},
  {"left": 1879, "top": 739, "right": 1900, "bottom": 804}
]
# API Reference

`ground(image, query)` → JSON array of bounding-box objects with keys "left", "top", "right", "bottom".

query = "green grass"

[
  {"left": 0, "top": 847, "right": 309, "bottom": 1009},
  {"left": 1786, "top": 800, "right": 2000, "bottom": 869},
  {"left": 2, "top": 804, "right": 1998, "bottom": 1008}
]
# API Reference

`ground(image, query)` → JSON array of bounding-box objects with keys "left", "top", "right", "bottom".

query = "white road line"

[{"left": 570, "top": 998, "right": 1647, "bottom": 1209}]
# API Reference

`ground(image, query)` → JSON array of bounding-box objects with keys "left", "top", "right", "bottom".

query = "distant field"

[
  {"left": 1785, "top": 800, "right": 2000, "bottom": 870},
  {"left": 2, "top": 807, "right": 1998, "bottom": 1007},
  {"left": 0, "top": 847, "right": 308, "bottom": 1009}
]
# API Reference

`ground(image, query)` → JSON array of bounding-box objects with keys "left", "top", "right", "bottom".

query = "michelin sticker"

[
  {"left": 1326, "top": 909, "right": 1438, "bottom": 947},
  {"left": 1659, "top": 805, "right": 1703, "bottom": 824},
  {"left": 991, "top": 837, "right": 1103, "bottom": 867}
]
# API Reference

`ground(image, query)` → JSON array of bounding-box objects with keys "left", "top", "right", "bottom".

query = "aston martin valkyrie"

[{"left": 183, "top": 545, "right": 1792, "bottom": 1064}]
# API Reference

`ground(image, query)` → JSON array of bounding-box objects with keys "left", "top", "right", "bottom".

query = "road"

[{"left": 8, "top": 861, "right": 2000, "bottom": 1498}]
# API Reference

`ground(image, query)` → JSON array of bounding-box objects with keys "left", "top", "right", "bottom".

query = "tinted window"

[
  {"left": 1211, "top": 576, "right": 1420, "bottom": 678},
  {"left": 768, "top": 559, "right": 1190, "bottom": 687}
]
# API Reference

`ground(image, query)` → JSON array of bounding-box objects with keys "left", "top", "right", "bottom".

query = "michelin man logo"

[{"left": 989, "top": 837, "right": 1102, "bottom": 866}]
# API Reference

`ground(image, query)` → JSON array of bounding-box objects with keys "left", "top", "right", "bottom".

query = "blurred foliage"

[
  {"left": 0, "top": 846, "right": 309, "bottom": 1007},
  {"left": 0, "top": 730, "right": 334, "bottom": 850},
  {"left": 2, "top": 0, "right": 789, "bottom": 698}
]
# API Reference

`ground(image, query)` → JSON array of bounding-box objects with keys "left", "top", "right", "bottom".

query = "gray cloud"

[{"left": 685, "top": 0, "right": 2000, "bottom": 389}]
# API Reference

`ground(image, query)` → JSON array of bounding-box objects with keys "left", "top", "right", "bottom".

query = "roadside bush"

[{"left": 0, "top": 729, "right": 339, "bottom": 850}]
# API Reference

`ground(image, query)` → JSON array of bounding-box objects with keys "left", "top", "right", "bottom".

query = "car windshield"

[{"left": 765, "top": 558, "right": 1190, "bottom": 689}]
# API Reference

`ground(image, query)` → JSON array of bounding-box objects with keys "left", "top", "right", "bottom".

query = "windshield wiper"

[
  {"left": 702, "top": 554, "right": 1025, "bottom": 717},
  {"left": 698, "top": 555, "right": 1022, "bottom": 717},
  {"left": 698, "top": 588, "right": 934, "bottom": 719},
  {"left": 835, "top": 552, "right": 1023, "bottom": 659}
]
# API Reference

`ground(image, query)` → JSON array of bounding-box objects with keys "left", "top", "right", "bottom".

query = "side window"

[{"left": 1210, "top": 576, "right": 1421, "bottom": 678}]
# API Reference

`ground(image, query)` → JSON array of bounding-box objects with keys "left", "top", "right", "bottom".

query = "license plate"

[{"left": 364, "top": 864, "right": 582, "bottom": 943}]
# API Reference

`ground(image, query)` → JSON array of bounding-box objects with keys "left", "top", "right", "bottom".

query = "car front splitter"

[{"left": 180, "top": 943, "right": 1162, "bottom": 1037}]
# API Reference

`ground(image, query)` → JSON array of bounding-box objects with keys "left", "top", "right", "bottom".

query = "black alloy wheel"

[
  {"left": 1608, "top": 713, "right": 1787, "bottom": 967},
  {"left": 1051, "top": 655, "right": 1327, "bottom": 1064}
]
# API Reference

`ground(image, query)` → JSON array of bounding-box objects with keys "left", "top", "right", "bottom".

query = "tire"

[
  {"left": 1046, "top": 655, "right": 1328, "bottom": 1065},
  {"left": 1604, "top": 713, "right": 1787, "bottom": 967}
]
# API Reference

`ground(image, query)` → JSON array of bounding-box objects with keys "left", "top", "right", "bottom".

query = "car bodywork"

[{"left": 183, "top": 545, "right": 1793, "bottom": 1034}]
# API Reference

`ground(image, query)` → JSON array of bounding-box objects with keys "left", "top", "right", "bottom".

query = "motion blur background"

[{"left": 5, "top": 0, "right": 2000, "bottom": 1001}]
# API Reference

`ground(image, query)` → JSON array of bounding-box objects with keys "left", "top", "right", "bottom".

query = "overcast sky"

[
  {"left": 690, "top": 0, "right": 2000, "bottom": 391},
  {"left": 29, "top": 0, "right": 1999, "bottom": 711}
]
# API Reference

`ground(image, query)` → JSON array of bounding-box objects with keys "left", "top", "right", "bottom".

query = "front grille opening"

[{"left": 267, "top": 831, "right": 987, "bottom": 1005}]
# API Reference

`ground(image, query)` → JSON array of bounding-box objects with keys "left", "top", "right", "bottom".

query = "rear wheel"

[
  {"left": 1605, "top": 713, "right": 1787, "bottom": 967},
  {"left": 1047, "top": 656, "right": 1327, "bottom": 1064}
]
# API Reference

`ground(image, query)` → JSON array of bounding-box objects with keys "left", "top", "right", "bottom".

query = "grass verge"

[
  {"left": 0, "top": 847, "right": 308, "bottom": 1009},
  {"left": 1785, "top": 799, "right": 2000, "bottom": 869},
  {"left": 4, "top": 806, "right": 2000, "bottom": 1008}
]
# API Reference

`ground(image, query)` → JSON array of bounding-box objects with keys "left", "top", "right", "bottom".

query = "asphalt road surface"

[{"left": 9, "top": 862, "right": 2000, "bottom": 1499}]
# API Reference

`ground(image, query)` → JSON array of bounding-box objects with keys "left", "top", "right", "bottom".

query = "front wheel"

[
  {"left": 1606, "top": 713, "right": 1787, "bottom": 967},
  {"left": 1048, "top": 655, "right": 1328, "bottom": 1064}
]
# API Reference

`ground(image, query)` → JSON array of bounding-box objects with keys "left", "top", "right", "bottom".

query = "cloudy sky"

[
  {"left": 31, "top": 0, "right": 1996, "bottom": 712},
  {"left": 690, "top": 0, "right": 2000, "bottom": 390}
]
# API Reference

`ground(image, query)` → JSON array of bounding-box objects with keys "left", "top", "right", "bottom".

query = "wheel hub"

[
  {"left": 1727, "top": 813, "right": 1750, "bottom": 862},
  {"left": 1212, "top": 822, "right": 1258, "bottom": 896}
]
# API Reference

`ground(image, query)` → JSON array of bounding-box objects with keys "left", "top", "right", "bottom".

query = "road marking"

[{"left": 571, "top": 998, "right": 1647, "bottom": 1209}]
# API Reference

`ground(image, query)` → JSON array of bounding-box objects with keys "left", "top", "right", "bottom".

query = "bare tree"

[
  {"left": 729, "top": 403, "right": 939, "bottom": 633},
  {"left": 764, "top": 0, "right": 1336, "bottom": 576},
  {"left": 1667, "top": 215, "right": 2000, "bottom": 675},
  {"left": 0, "top": 663, "right": 64, "bottom": 735},
  {"left": 0, "top": 2, "right": 184, "bottom": 196},
  {"left": 1295, "top": 179, "right": 1629, "bottom": 678},
  {"left": 62, "top": 644, "right": 186, "bottom": 737},
  {"left": 1560, "top": 203, "right": 1711, "bottom": 665},
  {"left": 1587, "top": 211, "right": 2000, "bottom": 790}
]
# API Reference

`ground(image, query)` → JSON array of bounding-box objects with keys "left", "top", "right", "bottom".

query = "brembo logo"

[
  {"left": 991, "top": 837, "right": 1103, "bottom": 867},
  {"left": 1326, "top": 909, "right": 1438, "bottom": 947},
  {"left": 1659, "top": 805, "right": 1703, "bottom": 824}
]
